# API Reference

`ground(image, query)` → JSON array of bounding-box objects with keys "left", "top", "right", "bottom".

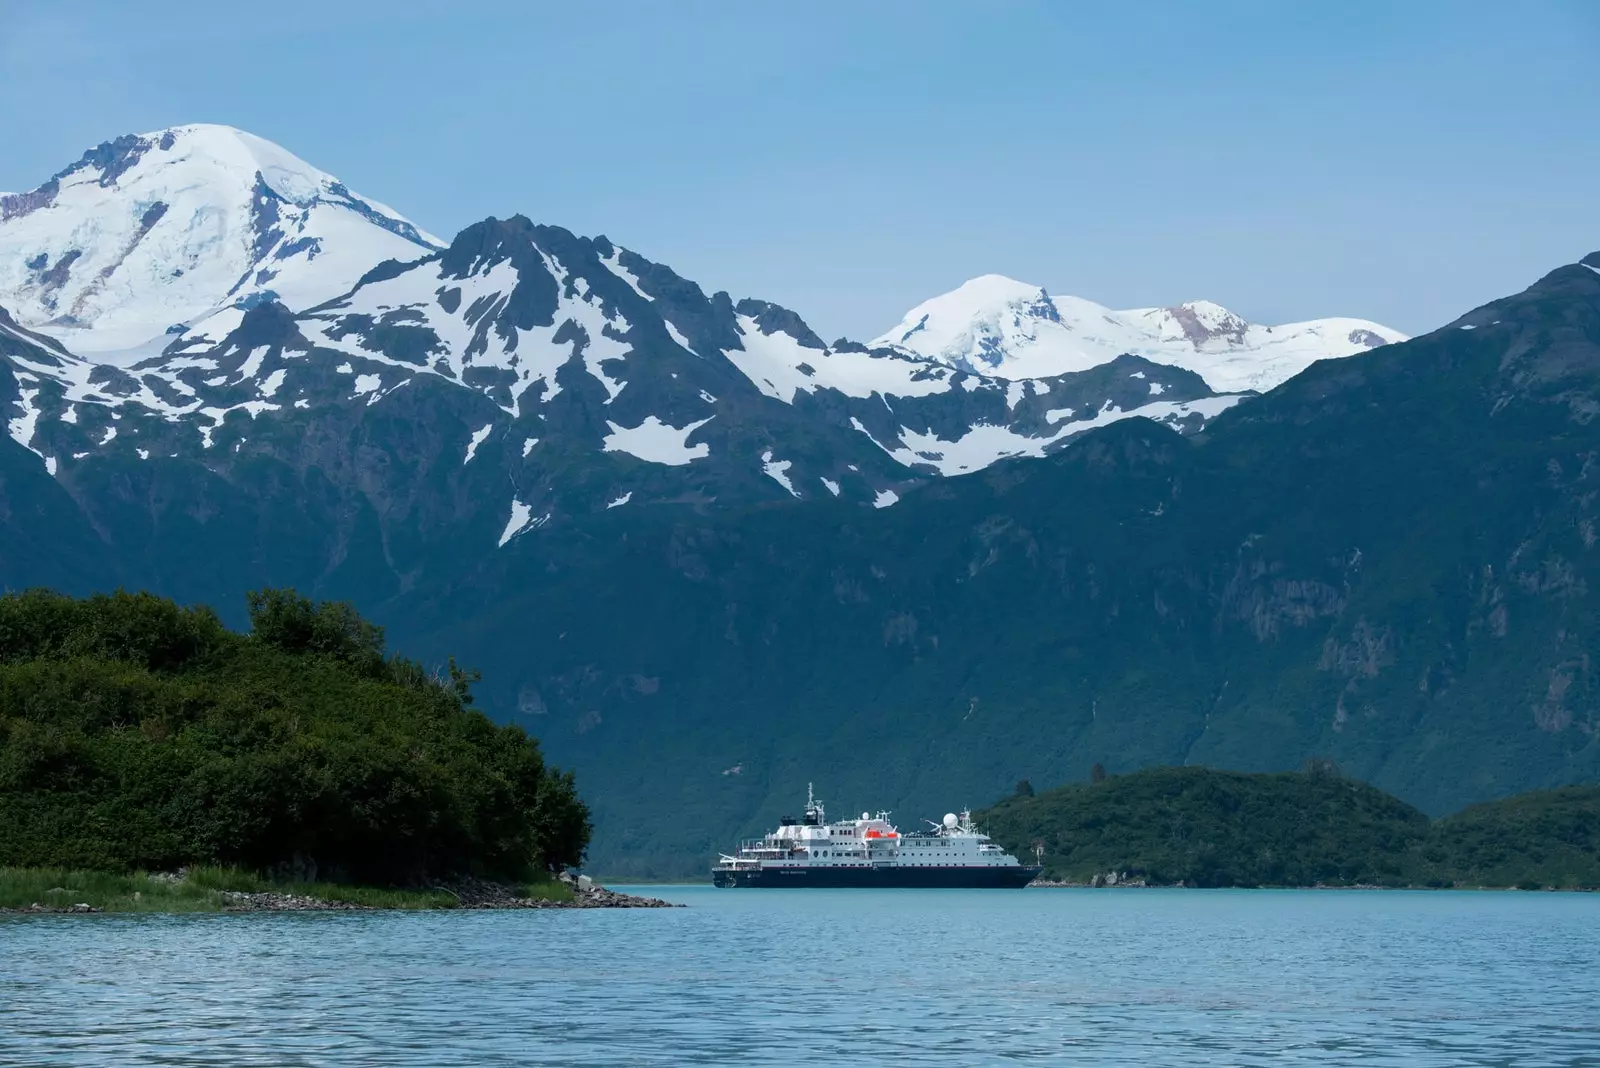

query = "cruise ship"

[{"left": 712, "top": 785, "right": 1041, "bottom": 888}]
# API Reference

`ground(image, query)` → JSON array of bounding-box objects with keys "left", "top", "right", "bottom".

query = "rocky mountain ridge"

[{"left": 0, "top": 125, "right": 1400, "bottom": 517}]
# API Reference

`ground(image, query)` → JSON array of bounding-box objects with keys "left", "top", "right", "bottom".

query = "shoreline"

[
  {"left": 211, "top": 880, "right": 680, "bottom": 913},
  {"left": 0, "top": 869, "right": 680, "bottom": 915}
]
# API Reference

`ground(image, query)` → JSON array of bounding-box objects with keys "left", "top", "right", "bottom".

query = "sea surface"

[{"left": 2, "top": 887, "right": 1597, "bottom": 1066}]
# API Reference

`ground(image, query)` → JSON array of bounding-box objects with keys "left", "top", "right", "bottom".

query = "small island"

[
  {"left": 0, "top": 588, "right": 669, "bottom": 912},
  {"left": 983, "top": 765, "right": 1600, "bottom": 890}
]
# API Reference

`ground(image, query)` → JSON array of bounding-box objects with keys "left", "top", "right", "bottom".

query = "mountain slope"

[
  {"left": 0, "top": 127, "right": 1279, "bottom": 504},
  {"left": 875, "top": 274, "right": 1406, "bottom": 392},
  {"left": 2, "top": 124, "right": 1589, "bottom": 879},
  {"left": 0, "top": 124, "right": 440, "bottom": 360},
  {"left": 381, "top": 251, "right": 1600, "bottom": 875}
]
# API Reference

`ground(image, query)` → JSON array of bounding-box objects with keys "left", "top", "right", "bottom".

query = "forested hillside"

[
  {"left": 0, "top": 589, "right": 589, "bottom": 884},
  {"left": 982, "top": 767, "right": 1600, "bottom": 889}
]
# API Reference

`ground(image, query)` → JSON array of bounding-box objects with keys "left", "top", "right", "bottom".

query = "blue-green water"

[{"left": 2, "top": 887, "right": 1597, "bottom": 1066}]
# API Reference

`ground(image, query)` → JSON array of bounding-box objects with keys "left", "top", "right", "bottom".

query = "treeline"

[
  {"left": 982, "top": 766, "right": 1600, "bottom": 889},
  {"left": 0, "top": 588, "right": 590, "bottom": 885}
]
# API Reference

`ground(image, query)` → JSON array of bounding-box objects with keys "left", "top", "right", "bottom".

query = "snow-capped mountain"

[
  {"left": 0, "top": 125, "right": 1259, "bottom": 525},
  {"left": 4, "top": 122, "right": 1423, "bottom": 561},
  {"left": 0, "top": 124, "right": 440, "bottom": 361},
  {"left": 875, "top": 274, "right": 1406, "bottom": 393}
]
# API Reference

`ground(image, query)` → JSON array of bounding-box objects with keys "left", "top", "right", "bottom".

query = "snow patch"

[
  {"left": 858, "top": 395, "right": 1246, "bottom": 475},
  {"left": 498, "top": 499, "right": 532, "bottom": 547},
  {"left": 522, "top": 437, "right": 537, "bottom": 457},
  {"left": 761, "top": 450, "right": 799, "bottom": 497},
  {"left": 7, "top": 386, "right": 41, "bottom": 455},
  {"left": 602, "top": 415, "right": 713, "bottom": 466},
  {"left": 236, "top": 346, "right": 268, "bottom": 381},
  {"left": 725, "top": 314, "right": 951, "bottom": 403},
  {"left": 606, "top": 491, "right": 632, "bottom": 509},
  {"left": 873, "top": 489, "right": 899, "bottom": 508},
  {"left": 464, "top": 422, "right": 493, "bottom": 464},
  {"left": 820, "top": 477, "right": 841, "bottom": 496}
]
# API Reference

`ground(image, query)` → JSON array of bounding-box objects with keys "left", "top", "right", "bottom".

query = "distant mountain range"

[
  {"left": 876, "top": 274, "right": 1404, "bottom": 393},
  {"left": 0, "top": 124, "right": 1401, "bottom": 504},
  {"left": 5, "top": 124, "right": 1595, "bottom": 877}
]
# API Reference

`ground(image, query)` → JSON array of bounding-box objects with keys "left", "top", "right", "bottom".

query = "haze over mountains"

[{"left": 4, "top": 124, "right": 1598, "bottom": 875}]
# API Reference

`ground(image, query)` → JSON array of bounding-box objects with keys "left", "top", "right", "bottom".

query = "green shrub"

[{"left": 0, "top": 588, "right": 591, "bottom": 885}]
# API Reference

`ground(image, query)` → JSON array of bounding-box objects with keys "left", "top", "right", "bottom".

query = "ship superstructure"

[{"left": 712, "top": 784, "right": 1040, "bottom": 888}]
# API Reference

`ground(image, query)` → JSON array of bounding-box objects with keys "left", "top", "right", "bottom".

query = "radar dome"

[{"left": 942, "top": 813, "right": 959, "bottom": 829}]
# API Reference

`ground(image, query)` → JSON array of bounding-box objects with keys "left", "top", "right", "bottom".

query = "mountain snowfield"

[
  {"left": 0, "top": 124, "right": 440, "bottom": 360},
  {"left": 0, "top": 125, "right": 1406, "bottom": 524},
  {"left": 874, "top": 274, "right": 1406, "bottom": 393}
]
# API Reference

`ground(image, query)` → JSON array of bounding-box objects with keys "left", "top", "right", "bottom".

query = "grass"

[
  {"left": 517, "top": 879, "right": 576, "bottom": 904},
  {"left": 0, "top": 867, "right": 575, "bottom": 913}
]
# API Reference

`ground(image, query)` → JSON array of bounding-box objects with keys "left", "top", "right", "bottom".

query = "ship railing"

[{"left": 731, "top": 841, "right": 803, "bottom": 858}]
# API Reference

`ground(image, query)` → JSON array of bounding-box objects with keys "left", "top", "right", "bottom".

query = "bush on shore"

[{"left": 0, "top": 588, "right": 591, "bottom": 886}]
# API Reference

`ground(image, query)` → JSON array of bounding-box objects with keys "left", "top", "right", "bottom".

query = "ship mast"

[{"left": 805, "top": 782, "right": 824, "bottom": 825}]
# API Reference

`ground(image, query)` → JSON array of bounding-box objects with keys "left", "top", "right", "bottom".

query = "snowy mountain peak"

[
  {"left": 0, "top": 124, "right": 442, "bottom": 360},
  {"left": 874, "top": 277, "right": 1406, "bottom": 393},
  {"left": 879, "top": 274, "right": 1072, "bottom": 377}
]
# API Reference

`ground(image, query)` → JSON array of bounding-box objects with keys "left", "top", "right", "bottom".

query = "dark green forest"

[
  {"left": 982, "top": 766, "right": 1600, "bottom": 889},
  {"left": 0, "top": 588, "right": 590, "bottom": 885}
]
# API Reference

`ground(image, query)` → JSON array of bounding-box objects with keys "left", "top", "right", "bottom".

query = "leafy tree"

[
  {"left": 246, "top": 588, "right": 386, "bottom": 675},
  {"left": 0, "top": 588, "right": 592, "bottom": 883},
  {"left": 1014, "top": 778, "right": 1034, "bottom": 798},
  {"left": 1090, "top": 763, "right": 1107, "bottom": 784}
]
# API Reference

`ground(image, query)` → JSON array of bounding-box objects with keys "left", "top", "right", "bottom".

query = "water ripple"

[{"left": 2, "top": 889, "right": 1597, "bottom": 1066}]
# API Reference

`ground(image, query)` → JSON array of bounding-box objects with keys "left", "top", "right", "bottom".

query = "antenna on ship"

[{"left": 803, "top": 781, "right": 824, "bottom": 826}]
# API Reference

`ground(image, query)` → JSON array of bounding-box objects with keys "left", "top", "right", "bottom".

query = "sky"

[{"left": 2, "top": 0, "right": 1597, "bottom": 342}]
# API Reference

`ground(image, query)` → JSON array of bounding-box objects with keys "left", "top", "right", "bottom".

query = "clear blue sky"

[{"left": 3, "top": 1, "right": 1596, "bottom": 341}]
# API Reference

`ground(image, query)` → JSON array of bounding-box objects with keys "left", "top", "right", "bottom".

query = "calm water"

[{"left": 2, "top": 887, "right": 1597, "bottom": 1066}]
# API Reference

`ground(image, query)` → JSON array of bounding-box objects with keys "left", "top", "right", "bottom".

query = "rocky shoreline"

[
  {"left": 216, "top": 881, "right": 678, "bottom": 912},
  {"left": 1027, "top": 871, "right": 1148, "bottom": 888},
  {"left": 2, "top": 872, "right": 679, "bottom": 914}
]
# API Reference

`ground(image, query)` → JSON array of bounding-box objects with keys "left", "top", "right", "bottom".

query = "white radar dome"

[
  {"left": 862, "top": 812, "right": 870, "bottom": 820},
  {"left": 943, "top": 813, "right": 959, "bottom": 829}
]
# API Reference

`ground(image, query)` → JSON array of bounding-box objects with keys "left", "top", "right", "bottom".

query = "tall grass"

[{"left": 0, "top": 868, "right": 225, "bottom": 912}]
